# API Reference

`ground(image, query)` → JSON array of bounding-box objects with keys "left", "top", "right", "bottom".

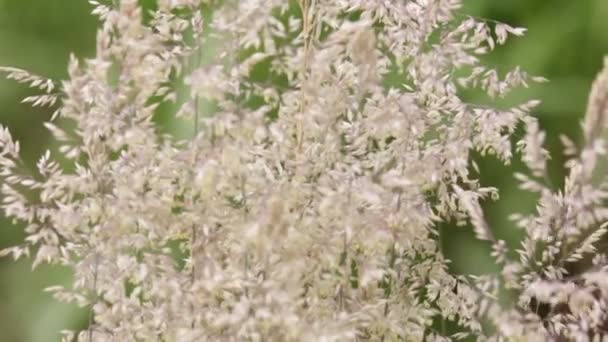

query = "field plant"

[{"left": 1, "top": 0, "right": 608, "bottom": 340}]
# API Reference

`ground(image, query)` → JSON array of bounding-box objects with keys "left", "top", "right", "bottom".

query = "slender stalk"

[{"left": 88, "top": 253, "right": 99, "bottom": 342}]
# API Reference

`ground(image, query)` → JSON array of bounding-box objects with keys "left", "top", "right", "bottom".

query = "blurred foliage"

[
  {"left": 0, "top": 1, "right": 95, "bottom": 341},
  {"left": 444, "top": 0, "right": 608, "bottom": 276},
  {"left": 0, "top": 1, "right": 606, "bottom": 340}
]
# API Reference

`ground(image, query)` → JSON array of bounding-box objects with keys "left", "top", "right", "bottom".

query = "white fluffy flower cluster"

[{"left": 1, "top": 0, "right": 607, "bottom": 340}]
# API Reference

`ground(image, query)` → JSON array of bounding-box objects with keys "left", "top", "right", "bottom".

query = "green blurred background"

[{"left": 0, "top": 1, "right": 606, "bottom": 341}]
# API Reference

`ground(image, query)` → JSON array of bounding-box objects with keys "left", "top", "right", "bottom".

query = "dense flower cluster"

[{"left": 1, "top": 0, "right": 607, "bottom": 340}]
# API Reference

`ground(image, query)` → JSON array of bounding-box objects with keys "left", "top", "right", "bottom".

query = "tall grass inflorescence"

[{"left": 1, "top": 0, "right": 608, "bottom": 340}]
